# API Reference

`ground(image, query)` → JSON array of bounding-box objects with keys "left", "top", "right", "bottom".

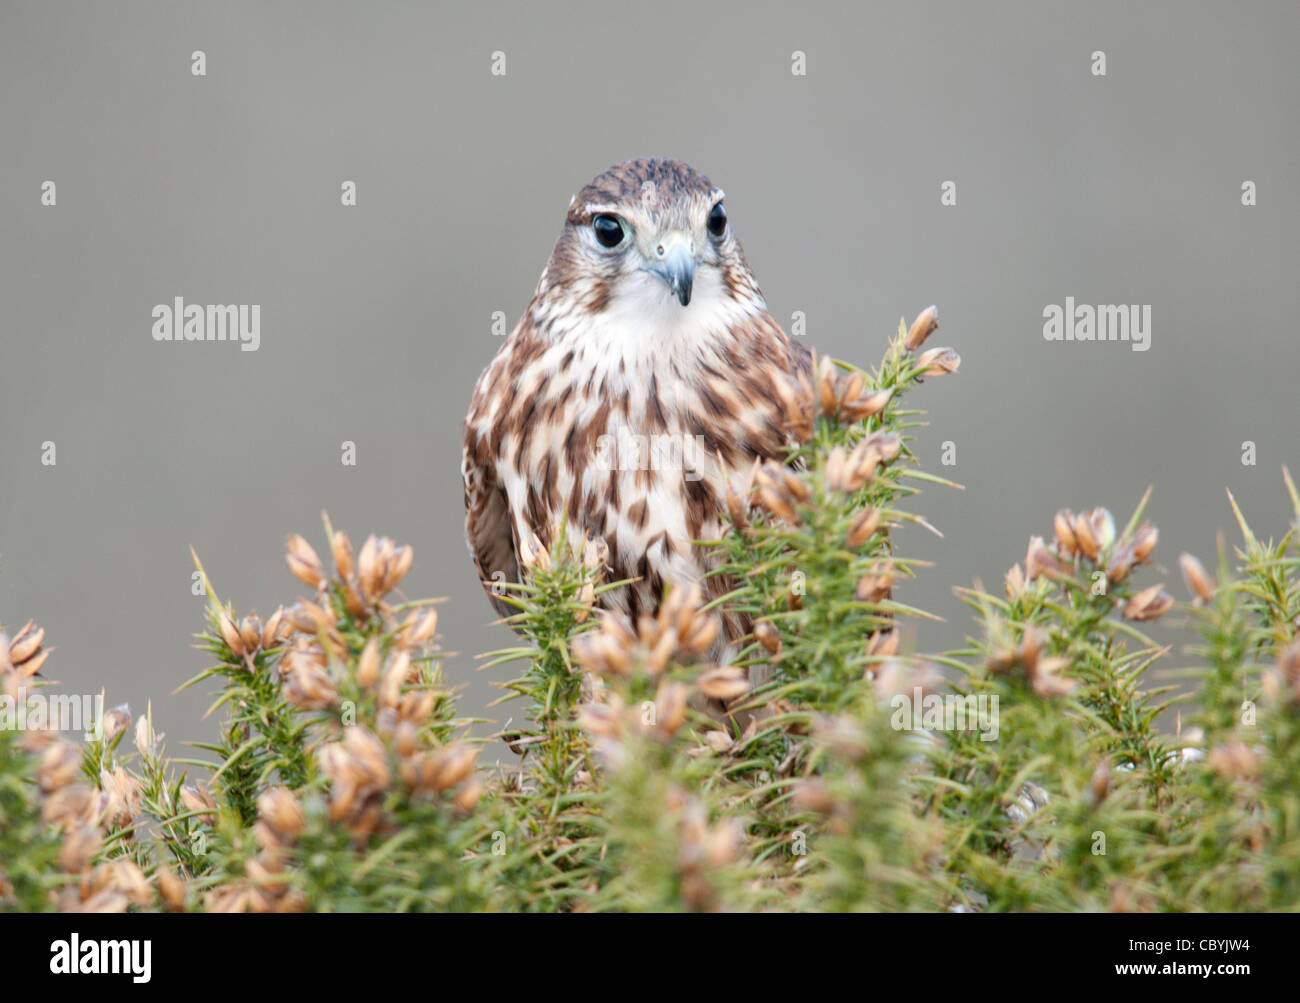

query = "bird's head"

[{"left": 542, "top": 158, "right": 760, "bottom": 319}]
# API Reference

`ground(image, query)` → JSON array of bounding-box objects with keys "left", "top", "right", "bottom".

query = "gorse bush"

[{"left": 2, "top": 308, "right": 1298, "bottom": 913}]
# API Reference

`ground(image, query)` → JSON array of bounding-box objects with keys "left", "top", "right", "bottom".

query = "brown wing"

[{"left": 461, "top": 426, "right": 519, "bottom": 620}]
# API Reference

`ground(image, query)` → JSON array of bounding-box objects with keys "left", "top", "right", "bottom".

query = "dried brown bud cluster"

[
  {"left": 274, "top": 528, "right": 442, "bottom": 711},
  {"left": 573, "top": 581, "right": 720, "bottom": 680},
  {"left": 755, "top": 460, "right": 811, "bottom": 524},
  {"left": 815, "top": 355, "right": 895, "bottom": 425},
  {"left": 670, "top": 786, "right": 742, "bottom": 912},
  {"left": 825, "top": 432, "right": 903, "bottom": 494},
  {"left": 280, "top": 636, "right": 340, "bottom": 709},
  {"left": 1053, "top": 507, "right": 1117, "bottom": 562},
  {"left": 771, "top": 336, "right": 919, "bottom": 447},
  {"left": 317, "top": 723, "right": 480, "bottom": 845},
  {"left": 773, "top": 370, "right": 816, "bottom": 444},
  {"left": 574, "top": 584, "right": 750, "bottom": 745},
  {"left": 576, "top": 678, "right": 701, "bottom": 747},
  {"left": 18, "top": 724, "right": 174, "bottom": 914},
  {"left": 515, "top": 529, "right": 608, "bottom": 622},
  {"left": 214, "top": 605, "right": 290, "bottom": 661},
  {"left": 986, "top": 626, "right": 1076, "bottom": 698},
  {"left": 286, "top": 528, "right": 414, "bottom": 619},
  {"left": 0, "top": 619, "right": 51, "bottom": 699},
  {"left": 1012, "top": 507, "right": 1173, "bottom": 622},
  {"left": 57, "top": 858, "right": 154, "bottom": 914},
  {"left": 206, "top": 785, "right": 309, "bottom": 913}
]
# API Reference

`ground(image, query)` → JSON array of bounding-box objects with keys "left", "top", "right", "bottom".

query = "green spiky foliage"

[{"left": 3, "top": 314, "right": 1300, "bottom": 914}]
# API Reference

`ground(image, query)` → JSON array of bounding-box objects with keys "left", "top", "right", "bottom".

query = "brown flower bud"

[
  {"left": 654, "top": 681, "right": 689, "bottom": 737},
  {"left": 157, "top": 867, "right": 187, "bottom": 912},
  {"left": 1053, "top": 509, "right": 1077, "bottom": 557},
  {"left": 757, "top": 484, "right": 798, "bottom": 524},
  {"left": 839, "top": 441, "right": 880, "bottom": 492},
  {"left": 8, "top": 621, "right": 44, "bottom": 665},
  {"left": 1030, "top": 656, "right": 1076, "bottom": 698},
  {"left": 343, "top": 726, "right": 391, "bottom": 789},
  {"left": 58, "top": 825, "right": 103, "bottom": 874},
  {"left": 905, "top": 305, "right": 939, "bottom": 351},
  {"left": 257, "top": 786, "right": 304, "bottom": 841},
  {"left": 697, "top": 665, "right": 750, "bottom": 702},
  {"left": 331, "top": 530, "right": 355, "bottom": 581},
  {"left": 823, "top": 446, "right": 850, "bottom": 493},
  {"left": 1106, "top": 542, "right": 1136, "bottom": 583},
  {"left": 404, "top": 608, "right": 439, "bottom": 647},
  {"left": 357, "top": 636, "right": 382, "bottom": 689},
  {"left": 240, "top": 614, "right": 263, "bottom": 654},
  {"left": 217, "top": 611, "right": 245, "bottom": 657},
  {"left": 1131, "top": 523, "right": 1158, "bottom": 563},
  {"left": 681, "top": 614, "right": 719, "bottom": 656},
  {"left": 1178, "top": 553, "right": 1216, "bottom": 603},
  {"left": 286, "top": 534, "right": 327, "bottom": 589},
  {"left": 14, "top": 648, "right": 49, "bottom": 679},
  {"left": 855, "top": 562, "right": 895, "bottom": 603},
  {"left": 37, "top": 741, "right": 82, "bottom": 792},
  {"left": 101, "top": 704, "right": 131, "bottom": 743},
  {"left": 1089, "top": 761, "right": 1111, "bottom": 805},
  {"left": 1072, "top": 512, "right": 1100, "bottom": 561},
  {"left": 283, "top": 660, "right": 340, "bottom": 710},
  {"left": 453, "top": 780, "right": 483, "bottom": 813},
  {"left": 846, "top": 506, "right": 882, "bottom": 549},
  {"left": 754, "top": 621, "right": 781, "bottom": 655},
  {"left": 816, "top": 355, "right": 839, "bottom": 416},
  {"left": 781, "top": 468, "right": 812, "bottom": 502},
  {"left": 916, "top": 347, "right": 960, "bottom": 376},
  {"left": 1005, "top": 562, "right": 1027, "bottom": 600},
  {"left": 866, "top": 431, "right": 903, "bottom": 464},
  {"left": 576, "top": 702, "right": 621, "bottom": 738},
  {"left": 1123, "top": 583, "right": 1174, "bottom": 622},
  {"left": 180, "top": 785, "right": 218, "bottom": 826},
  {"left": 773, "top": 372, "right": 815, "bottom": 444},
  {"left": 840, "top": 386, "right": 894, "bottom": 423},
  {"left": 384, "top": 545, "right": 415, "bottom": 594},
  {"left": 379, "top": 650, "right": 412, "bottom": 708},
  {"left": 1088, "top": 508, "right": 1116, "bottom": 554},
  {"left": 430, "top": 743, "right": 479, "bottom": 793},
  {"left": 1025, "top": 535, "right": 1068, "bottom": 581}
]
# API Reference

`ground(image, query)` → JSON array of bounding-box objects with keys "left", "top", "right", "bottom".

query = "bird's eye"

[
  {"left": 707, "top": 202, "right": 727, "bottom": 237},
  {"left": 592, "top": 214, "right": 626, "bottom": 248}
]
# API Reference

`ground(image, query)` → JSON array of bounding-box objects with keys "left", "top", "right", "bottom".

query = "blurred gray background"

[{"left": 2, "top": 0, "right": 1296, "bottom": 752}]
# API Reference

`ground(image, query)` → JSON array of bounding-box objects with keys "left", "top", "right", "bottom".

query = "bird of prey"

[{"left": 462, "top": 158, "right": 811, "bottom": 649}]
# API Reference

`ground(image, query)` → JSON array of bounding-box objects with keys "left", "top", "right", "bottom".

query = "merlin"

[{"left": 462, "top": 158, "right": 811, "bottom": 647}]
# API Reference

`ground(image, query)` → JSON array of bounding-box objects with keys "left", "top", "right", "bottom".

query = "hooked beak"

[{"left": 647, "top": 232, "right": 696, "bottom": 306}]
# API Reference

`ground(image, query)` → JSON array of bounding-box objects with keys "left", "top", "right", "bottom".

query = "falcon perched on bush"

[{"left": 462, "top": 158, "right": 811, "bottom": 641}]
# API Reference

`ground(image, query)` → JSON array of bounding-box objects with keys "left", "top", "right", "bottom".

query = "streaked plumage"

[{"left": 462, "top": 158, "right": 810, "bottom": 646}]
